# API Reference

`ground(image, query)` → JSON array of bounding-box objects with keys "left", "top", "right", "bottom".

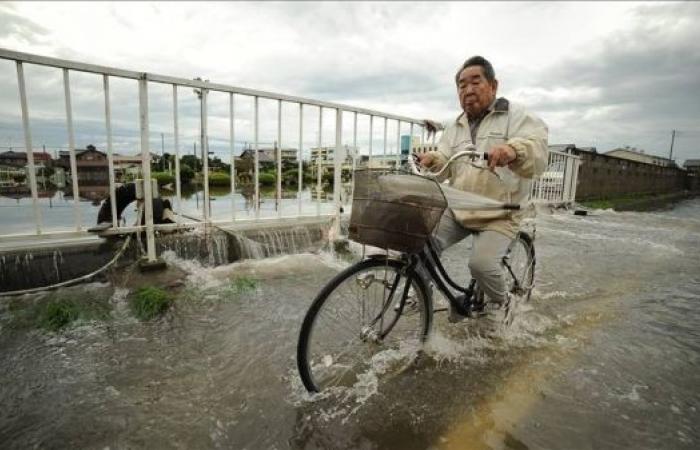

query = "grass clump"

[
  {"left": 578, "top": 192, "right": 680, "bottom": 211},
  {"left": 230, "top": 276, "right": 257, "bottom": 294},
  {"left": 37, "top": 298, "right": 82, "bottom": 331},
  {"left": 130, "top": 286, "right": 173, "bottom": 321},
  {"left": 33, "top": 295, "right": 111, "bottom": 332}
]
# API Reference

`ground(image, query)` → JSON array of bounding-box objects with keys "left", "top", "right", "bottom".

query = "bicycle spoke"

[{"left": 298, "top": 259, "right": 431, "bottom": 392}]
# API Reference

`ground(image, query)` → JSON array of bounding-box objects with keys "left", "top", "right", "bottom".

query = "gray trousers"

[{"left": 429, "top": 209, "right": 511, "bottom": 304}]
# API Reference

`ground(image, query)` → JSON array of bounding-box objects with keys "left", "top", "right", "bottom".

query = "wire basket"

[{"left": 348, "top": 169, "right": 447, "bottom": 253}]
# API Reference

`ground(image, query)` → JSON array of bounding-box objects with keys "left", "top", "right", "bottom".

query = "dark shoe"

[{"left": 448, "top": 294, "right": 469, "bottom": 323}]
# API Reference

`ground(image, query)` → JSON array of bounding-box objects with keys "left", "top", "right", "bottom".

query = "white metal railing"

[
  {"left": 0, "top": 48, "right": 580, "bottom": 262},
  {"left": 530, "top": 150, "right": 581, "bottom": 204},
  {"left": 0, "top": 48, "right": 429, "bottom": 261}
]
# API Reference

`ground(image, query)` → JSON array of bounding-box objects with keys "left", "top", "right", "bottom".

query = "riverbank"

[{"left": 578, "top": 191, "right": 698, "bottom": 211}]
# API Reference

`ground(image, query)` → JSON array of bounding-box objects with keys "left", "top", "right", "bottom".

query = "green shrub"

[
  {"left": 258, "top": 172, "right": 275, "bottom": 186},
  {"left": 38, "top": 299, "right": 81, "bottom": 331},
  {"left": 130, "top": 286, "right": 172, "bottom": 320},
  {"left": 208, "top": 172, "right": 231, "bottom": 187},
  {"left": 230, "top": 276, "right": 257, "bottom": 293},
  {"left": 179, "top": 163, "right": 195, "bottom": 183},
  {"left": 152, "top": 172, "right": 175, "bottom": 186},
  {"left": 282, "top": 169, "right": 299, "bottom": 185}
]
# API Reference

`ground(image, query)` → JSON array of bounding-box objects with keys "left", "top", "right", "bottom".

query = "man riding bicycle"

[{"left": 417, "top": 55, "right": 548, "bottom": 321}]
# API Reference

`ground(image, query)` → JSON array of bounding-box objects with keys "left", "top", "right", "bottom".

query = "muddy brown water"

[{"left": 1, "top": 199, "right": 699, "bottom": 449}]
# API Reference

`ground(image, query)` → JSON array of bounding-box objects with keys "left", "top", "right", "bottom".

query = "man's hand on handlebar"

[
  {"left": 487, "top": 144, "right": 517, "bottom": 170},
  {"left": 415, "top": 152, "right": 436, "bottom": 168}
]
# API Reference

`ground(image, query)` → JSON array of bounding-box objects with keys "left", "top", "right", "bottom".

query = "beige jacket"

[{"left": 430, "top": 97, "right": 548, "bottom": 238}]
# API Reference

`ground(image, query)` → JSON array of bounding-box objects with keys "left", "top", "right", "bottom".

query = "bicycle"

[{"left": 296, "top": 149, "right": 536, "bottom": 393}]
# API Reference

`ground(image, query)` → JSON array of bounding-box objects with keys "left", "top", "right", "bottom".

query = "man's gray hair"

[{"left": 455, "top": 56, "right": 496, "bottom": 84}]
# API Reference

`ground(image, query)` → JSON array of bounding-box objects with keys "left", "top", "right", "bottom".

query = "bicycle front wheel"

[
  {"left": 297, "top": 258, "right": 432, "bottom": 393},
  {"left": 504, "top": 232, "right": 535, "bottom": 303}
]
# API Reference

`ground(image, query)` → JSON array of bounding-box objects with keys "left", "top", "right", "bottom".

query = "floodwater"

[
  {"left": 1, "top": 199, "right": 699, "bottom": 449},
  {"left": 0, "top": 184, "right": 343, "bottom": 234}
]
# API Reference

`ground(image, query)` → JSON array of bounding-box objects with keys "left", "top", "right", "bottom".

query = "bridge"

[{"left": 0, "top": 48, "right": 581, "bottom": 293}]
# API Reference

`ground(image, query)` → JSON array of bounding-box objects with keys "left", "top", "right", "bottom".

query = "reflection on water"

[
  {"left": 0, "top": 199, "right": 698, "bottom": 449},
  {"left": 0, "top": 182, "right": 350, "bottom": 234}
]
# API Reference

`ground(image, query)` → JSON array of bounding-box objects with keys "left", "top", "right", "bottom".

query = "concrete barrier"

[{"left": 0, "top": 218, "right": 333, "bottom": 294}]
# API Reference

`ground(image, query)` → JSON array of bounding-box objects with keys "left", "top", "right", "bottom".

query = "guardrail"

[
  {"left": 0, "top": 48, "right": 429, "bottom": 261},
  {"left": 0, "top": 48, "right": 579, "bottom": 262},
  {"left": 530, "top": 150, "right": 582, "bottom": 205}
]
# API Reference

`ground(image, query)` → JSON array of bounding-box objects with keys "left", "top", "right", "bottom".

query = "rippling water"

[{"left": 1, "top": 199, "right": 699, "bottom": 449}]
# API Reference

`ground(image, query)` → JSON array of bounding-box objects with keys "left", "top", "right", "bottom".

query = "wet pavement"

[{"left": 1, "top": 199, "right": 699, "bottom": 449}]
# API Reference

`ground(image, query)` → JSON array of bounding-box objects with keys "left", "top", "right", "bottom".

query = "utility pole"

[
  {"left": 193, "top": 141, "right": 197, "bottom": 171},
  {"left": 669, "top": 129, "right": 676, "bottom": 161}
]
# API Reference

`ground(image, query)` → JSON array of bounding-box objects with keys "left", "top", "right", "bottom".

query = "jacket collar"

[{"left": 456, "top": 97, "right": 509, "bottom": 127}]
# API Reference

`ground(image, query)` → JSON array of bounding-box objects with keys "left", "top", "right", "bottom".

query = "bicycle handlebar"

[
  {"left": 409, "top": 148, "right": 488, "bottom": 178},
  {"left": 407, "top": 148, "right": 522, "bottom": 211}
]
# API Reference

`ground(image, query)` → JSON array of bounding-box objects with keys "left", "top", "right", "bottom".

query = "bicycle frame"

[
  {"left": 370, "top": 239, "right": 477, "bottom": 322},
  {"left": 374, "top": 228, "right": 534, "bottom": 324}
]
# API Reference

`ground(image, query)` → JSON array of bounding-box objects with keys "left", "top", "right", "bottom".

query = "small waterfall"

[
  {"left": 158, "top": 229, "right": 231, "bottom": 266},
  {"left": 52, "top": 250, "right": 64, "bottom": 282},
  {"left": 228, "top": 225, "right": 325, "bottom": 260}
]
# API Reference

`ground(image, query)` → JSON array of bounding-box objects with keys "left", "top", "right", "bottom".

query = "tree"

[
  {"left": 179, "top": 163, "right": 194, "bottom": 183},
  {"left": 181, "top": 155, "right": 199, "bottom": 172}
]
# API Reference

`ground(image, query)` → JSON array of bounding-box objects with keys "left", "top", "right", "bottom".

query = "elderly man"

[{"left": 418, "top": 55, "right": 548, "bottom": 321}]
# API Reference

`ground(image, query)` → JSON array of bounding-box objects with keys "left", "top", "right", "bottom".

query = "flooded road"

[{"left": 1, "top": 199, "right": 699, "bottom": 449}]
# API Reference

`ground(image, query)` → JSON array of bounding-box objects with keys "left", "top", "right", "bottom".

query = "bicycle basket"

[{"left": 348, "top": 169, "right": 447, "bottom": 253}]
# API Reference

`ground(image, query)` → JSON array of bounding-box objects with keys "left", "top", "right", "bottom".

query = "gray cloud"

[
  {"left": 0, "top": 7, "right": 50, "bottom": 45},
  {"left": 0, "top": 2, "right": 698, "bottom": 166},
  {"left": 524, "top": 2, "right": 700, "bottom": 161}
]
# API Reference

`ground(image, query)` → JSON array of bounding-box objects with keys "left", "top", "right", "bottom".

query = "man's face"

[{"left": 457, "top": 65, "right": 498, "bottom": 117}]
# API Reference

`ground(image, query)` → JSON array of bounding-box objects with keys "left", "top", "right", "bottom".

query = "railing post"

[
  {"left": 138, "top": 74, "right": 157, "bottom": 262},
  {"left": 369, "top": 115, "right": 373, "bottom": 164},
  {"left": 16, "top": 61, "right": 42, "bottom": 234},
  {"left": 254, "top": 96, "right": 260, "bottom": 219},
  {"left": 383, "top": 117, "right": 388, "bottom": 159},
  {"left": 333, "top": 108, "right": 342, "bottom": 234},
  {"left": 63, "top": 69, "right": 81, "bottom": 231},
  {"left": 562, "top": 154, "right": 573, "bottom": 204},
  {"left": 396, "top": 120, "right": 401, "bottom": 167},
  {"left": 200, "top": 86, "right": 209, "bottom": 221},
  {"left": 277, "top": 99, "right": 282, "bottom": 218},
  {"left": 173, "top": 85, "right": 182, "bottom": 216},
  {"left": 103, "top": 75, "right": 118, "bottom": 228},
  {"left": 230, "top": 92, "right": 236, "bottom": 220},
  {"left": 298, "top": 103, "right": 303, "bottom": 215},
  {"left": 317, "top": 107, "right": 322, "bottom": 216},
  {"left": 351, "top": 111, "right": 357, "bottom": 200}
]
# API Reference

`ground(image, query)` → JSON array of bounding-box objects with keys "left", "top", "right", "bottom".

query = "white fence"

[
  {"left": 530, "top": 150, "right": 582, "bottom": 205},
  {"left": 0, "top": 48, "right": 580, "bottom": 261},
  {"left": 0, "top": 48, "right": 431, "bottom": 261}
]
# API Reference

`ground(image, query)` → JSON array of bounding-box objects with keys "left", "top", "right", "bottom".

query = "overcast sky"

[{"left": 0, "top": 1, "right": 698, "bottom": 164}]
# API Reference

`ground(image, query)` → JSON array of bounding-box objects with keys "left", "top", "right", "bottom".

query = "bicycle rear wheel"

[{"left": 297, "top": 258, "right": 432, "bottom": 393}]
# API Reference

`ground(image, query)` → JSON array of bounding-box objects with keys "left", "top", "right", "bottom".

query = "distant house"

[
  {"left": 0, "top": 150, "right": 52, "bottom": 168},
  {"left": 241, "top": 146, "right": 298, "bottom": 161},
  {"left": 0, "top": 164, "right": 25, "bottom": 187},
  {"left": 683, "top": 159, "right": 700, "bottom": 176},
  {"left": 548, "top": 144, "right": 597, "bottom": 155},
  {"left": 604, "top": 147, "right": 674, "bottom": 167},
  {"left": 240, "top": 148, "right": 276, "bottom": 166},
  {"left": 58, "top": 145, "right": 110, "bottom": 184}
]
